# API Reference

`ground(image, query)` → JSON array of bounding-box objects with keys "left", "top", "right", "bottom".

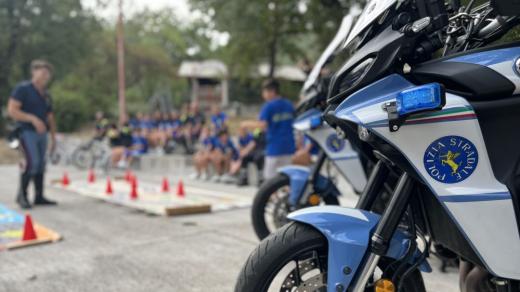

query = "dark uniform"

[{"left": 11, "top": 81, "right": 54, "bottom": 207}]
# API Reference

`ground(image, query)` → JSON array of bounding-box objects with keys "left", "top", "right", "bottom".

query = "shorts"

[{"left": 264, "top": 155, "right": 292, "bottom": 180}]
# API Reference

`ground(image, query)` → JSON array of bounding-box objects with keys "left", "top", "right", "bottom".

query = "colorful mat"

[{"left": 0, "top": 204, "right": 62, "bottom": 250}]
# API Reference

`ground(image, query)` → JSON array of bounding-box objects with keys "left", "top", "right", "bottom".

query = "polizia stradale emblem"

[
  {"left": 423, "top": 136, "right": 478, "bottom": 184},
  {"left": 326, "top": 134, "right": 345, "bottom": 153}
]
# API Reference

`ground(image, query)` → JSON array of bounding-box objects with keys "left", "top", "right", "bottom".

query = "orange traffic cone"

[
  {"left": 162, "top": 177, "right": 170, "bottom": 193},
  {"left": 22, "top": 214, "right": 37, "bottom": 241},
  {"left": 125, "top": 170, "right": 133, "bottom": 182},
  {"left": 130, "top": 176, "right": 138, "bottom": 200},
  {"left": 88, "top": 169, "right": 96, "bottom": 183},
  {"left": 176, "top": 180, "right": 185, "bottom": 198},
  {"left": 62, "top": 172, "right": 70, "bottom": 186},
  {"left": 105, "top": 177, "right": 113, "bottom": 195}
]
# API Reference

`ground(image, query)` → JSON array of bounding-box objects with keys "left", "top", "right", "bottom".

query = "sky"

[{"left": 82, "top": 0, "right": 193, "bottom": 21}]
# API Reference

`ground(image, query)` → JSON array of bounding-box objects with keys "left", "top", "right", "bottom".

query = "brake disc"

[{"left": 279, "top": 258, "right": 326, "bottom": 292}]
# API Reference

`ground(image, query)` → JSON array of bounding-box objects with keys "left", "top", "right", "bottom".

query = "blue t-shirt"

[
  {"left": 132, "top": 136, "right": 148, "bottom": 154},
  {"left": 239, "top": 133, "right": 254, "bottom": 148},
  {"left": 259, "top": 97, "right": 296, "bottom": 156},
  {"left": 216, "top": 138, "right": 239, "bottom": 160},
  {"left": 211, "top": 112, "right": 227, "bottom": 129},
  {"left": 202, "top": 136, "right": 217, "bottom": 150},
  {"left": 139, "top": 120, "right": 153, "bottom": 130},
  {"left": 11, "top": 81, "right": 53, "bottom": 131}
]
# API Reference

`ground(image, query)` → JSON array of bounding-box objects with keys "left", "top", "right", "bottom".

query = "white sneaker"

[
  {"left": 117, "top": 159, "right": 127, "bottom": 169},
  {"left": 189, "top": 173, "right": 200, "bottom": 180},
  {"left": 210, "top": 175, "right": 222, "bottom": 183},
  {"left": 221, "top": 174, "right": 237, "bottom": 184}
]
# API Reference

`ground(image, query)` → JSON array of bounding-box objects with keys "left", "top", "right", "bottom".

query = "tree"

[
  {"left": 0, "top": 0, "right": 100, "bottom": 133},
  {"left": 189, "top": 0, "right": 354, "bottom": 78}
]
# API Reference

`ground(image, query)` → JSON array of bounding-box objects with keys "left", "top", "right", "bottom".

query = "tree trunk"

[
  {"left": 0, "top": 0, "right": 25, "bottom": 98},
  {"left": 268, "top": 37, "right": 277, "bottom": 79},
  {"left": 0, "top": 0, "right": 26, "bottom": 136}
]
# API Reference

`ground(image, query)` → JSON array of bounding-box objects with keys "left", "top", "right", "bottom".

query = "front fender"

[
  {"left": 279, "top": 166, "right": 340, "bottom": 206},
  {"left": 288, "top": 206, "right": 431, "bottom": 290}
]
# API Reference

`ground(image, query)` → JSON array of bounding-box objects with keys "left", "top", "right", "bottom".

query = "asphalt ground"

[{"left": 0, "top": 164, "right": 459, "bottom": 292}]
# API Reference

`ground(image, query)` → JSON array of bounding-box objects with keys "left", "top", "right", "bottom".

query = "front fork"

[
  {"left": 296, "top": 152, "right": 327, "bottom": 206},
  {"left": 351, "top": 172, "right": 415, "bottom": 292}
]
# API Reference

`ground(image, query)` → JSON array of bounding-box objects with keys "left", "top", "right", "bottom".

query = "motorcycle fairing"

[
  {"left": 293, "top": 109, "right": 368, "bottom": 193},
  {"left": 447, "top": 46, "right": 520, "bottom": 95},
  {"left": 335, "top": 74, "right": 520, "bottom": 279},
  {"left": 279, "top": 166, "right": 340, "bottom": 206},
  {"left": 288, "top": 206, "right": 432, "bottom": 290}
]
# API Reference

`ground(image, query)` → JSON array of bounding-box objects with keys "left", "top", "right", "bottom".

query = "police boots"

[
  {"left": 33, "top": 173, "right": 57, "bottom": 206},
  {"left": 16, "top": 173, "right": 32, "bottom": 209}
]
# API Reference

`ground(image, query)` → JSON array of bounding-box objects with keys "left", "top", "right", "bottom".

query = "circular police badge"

[
  {"left": 423, "top": 136, "right": 478, "bottom": 184},
  {"left": 326, "top": 134, "right": 345, "bottom": 153}
]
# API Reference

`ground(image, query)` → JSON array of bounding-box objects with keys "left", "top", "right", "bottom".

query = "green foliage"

[
  {"left": 190, "top": 0, "right": 354, "bottom": 79},
  {"left": 0, "top": 2, "right": 214, "bottom": 132},
  {"left": 51, "top": 85, "right": 89, "bottom": 132}
]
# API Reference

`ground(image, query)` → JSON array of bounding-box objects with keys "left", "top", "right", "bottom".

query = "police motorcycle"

[
  {"left": 236, "top": 0, "right": 520, "bottom": 291},
  {"left": 251, "top": 11, "right": 371, "bottom": 240}
]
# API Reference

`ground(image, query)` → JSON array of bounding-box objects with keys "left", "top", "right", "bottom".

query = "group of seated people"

[
  {"left": 191, "top": 125, "right": 265, "bottom": 186},
  {"left": 94, "top": 101, "right": 318, "bottom": 186},
  {"left": 93, "top": 101, "right": 210, "bottom": 168}
]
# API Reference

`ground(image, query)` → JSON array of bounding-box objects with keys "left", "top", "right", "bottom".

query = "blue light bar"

[
  {"left": 310, "top": 116, "right": 322, "bottom": 129},
  {"left": 396, "top": 83, "right": 444, "bottom": 116}
]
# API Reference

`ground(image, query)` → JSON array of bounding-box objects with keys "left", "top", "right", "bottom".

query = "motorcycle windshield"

[
  {"left": 302, "top": 11, "right": 358, "bottom": 92},
  {"left": 344, "top": 0, "right": 398, "bottom": 49}
]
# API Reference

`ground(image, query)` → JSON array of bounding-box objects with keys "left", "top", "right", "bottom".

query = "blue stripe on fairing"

[
  {"left": 331, "top": 154, "right": 359, "bottom": 161},
  {"left": 446, "top": 47, "right": 520, "bottom": 66},
  {"left": 440, "top": 192, "right": 511, "bottom": 203}
]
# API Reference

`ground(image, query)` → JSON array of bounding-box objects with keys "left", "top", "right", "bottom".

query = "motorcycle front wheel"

[
  {"left": 251, "top": 174, "right": 339, "bottom": 240},
  {"left": 235, "top": 222, "right": 426, "bottom": 292}
]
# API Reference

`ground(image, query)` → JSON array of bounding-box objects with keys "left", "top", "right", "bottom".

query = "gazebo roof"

[
  {"left": 178, "top": 60, "right": 306, "bottom": 82},
  {"left": 178, "top": 60, "right": 228, "bottom": 79}
]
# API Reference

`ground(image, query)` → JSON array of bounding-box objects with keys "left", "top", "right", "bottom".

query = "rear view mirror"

[{"left": 491, "top": 0, "right": 520, "bottom": 16}]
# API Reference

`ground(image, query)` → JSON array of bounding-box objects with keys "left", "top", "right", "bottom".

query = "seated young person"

[
  {"left": 191, "top": 126, "right": 216, "bottom": 180},
  {"left": 292, "top": 134, "right": 320, "bottom": 166},
  {"left": 124, "top": 127, "right": 149, "bottom": 166},
  {"left": 155, "top": 112, "right": 171, "bottom": 153},
  {"left": 236, "top": 128, "right": 266, "bottom": 186},
  {"left": 108, "top": 123, "right": 133, "bottom": 168},
  {"left": 210, "top": 129, "right": 239, "bottom": 183},
  {"left": 170, "top": 111, "right": 191, "bottom": 154},
  {"left": 94, "top": 111, "right": 109, "bottom": 140},
  {"left": 210, "top": 104, "right": 227, "bottom": 130}
]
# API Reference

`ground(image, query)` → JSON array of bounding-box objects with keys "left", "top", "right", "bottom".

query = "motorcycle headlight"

[{"left": 338, "top": 58, "right": 375, "bottom": 93}]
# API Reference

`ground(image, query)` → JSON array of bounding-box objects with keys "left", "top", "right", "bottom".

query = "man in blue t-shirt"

[
  {"left": 241, "top": 79, "right": 295, "bottom": 180},
  {"left": 7, "top": 60, "right": 58, "bottom": 209}
]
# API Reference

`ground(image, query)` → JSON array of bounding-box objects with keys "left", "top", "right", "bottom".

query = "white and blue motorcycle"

[
  {"left": 236, "top": 0, "right": 520, "bottom": 291},
  {"left": 251, "top": 11, "right": 370, "bottom": 240}
]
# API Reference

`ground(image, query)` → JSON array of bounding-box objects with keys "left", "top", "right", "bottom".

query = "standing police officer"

[{"left": 8, "top": 60, "right": 57, "bottom": 209}]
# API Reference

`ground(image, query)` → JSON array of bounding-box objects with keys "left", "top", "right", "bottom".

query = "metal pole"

[{"left": 117, "top": 0, "right": 127, "bottom": 125}]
